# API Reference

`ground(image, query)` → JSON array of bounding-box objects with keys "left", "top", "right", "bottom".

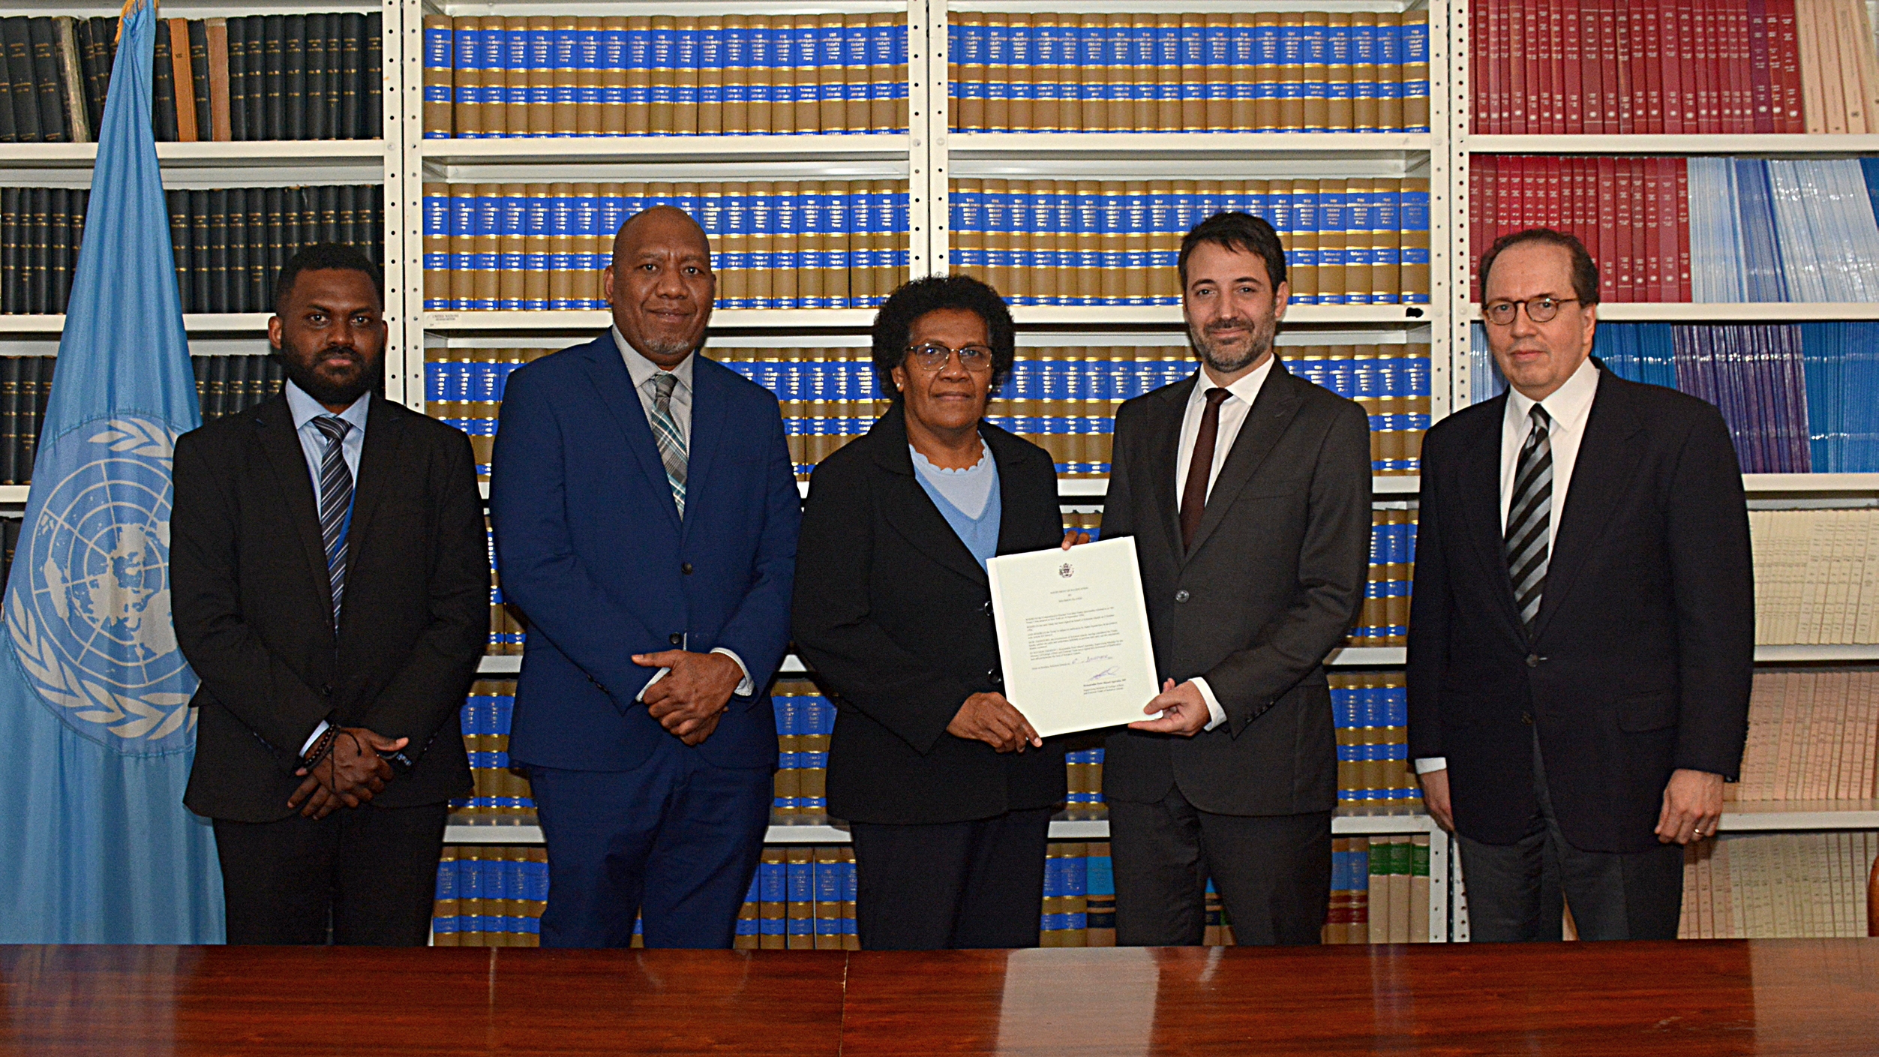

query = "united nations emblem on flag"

[{"left": 7, "top": 417, "right": 197, "bottom": 754}]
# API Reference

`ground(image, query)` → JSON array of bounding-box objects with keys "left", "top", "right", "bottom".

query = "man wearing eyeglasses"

[
  {"left": 1407, "top": 228, "right": 1753, "bottom": 942},
  {"left": 489, "top": 206, "right": 800, "bottom": 948}
]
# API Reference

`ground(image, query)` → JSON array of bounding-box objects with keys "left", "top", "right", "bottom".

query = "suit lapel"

[
  {"left": 1182, "top": 360, "right": 1305, "bottom": 560},
  {"left": 1147, "top": 376, "right": 1194, "bottom": 570},
  {"left": 1531, "top": 371, "right": 1646, "bottom": 641},
  {"left": 871, "top": 406, "right": 992, "bottom": 588},
  {"left": 1457, "top": 393, "right": 1524, "bottom": 634},
  {"left": 681, "top": 356, "right": 726, "bottom": 545},
  {"left": 340, "top": 393, "right": 403, "bottom": 584},
  {"left": 579, "top": 332, "right": 682, "bottom": 534},
  {"left": 250, "top": 397, "right": 337, "bottom": 635}
]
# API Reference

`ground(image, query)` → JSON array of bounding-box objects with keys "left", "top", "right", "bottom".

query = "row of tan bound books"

[
  {"left": 949, "top": 178, "right": 1433, "bottom": 308},
  {"left": 1749, "top": 510, "right": 1879, "bottom": 646},
  {"left": 423, "top": 14, "right": 910, "bottom": 139},
  {"left": 948, "top": 10, "right": 1433, "bottom": 135},
  {"left": 422, "top": 181, "right": 911, "bottom": 313},
  {"left": 1677, "top": 832, "right": 1877, "bottom": 938},
  {"left": 429, "top": 344, "right": 1430, "bottom": 485}
]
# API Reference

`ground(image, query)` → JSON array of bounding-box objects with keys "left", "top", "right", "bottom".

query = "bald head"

[
  {"left": 612, "top": 205, "right": 711, "bottom": 267},
  {"left": 604, "top": 205, "right": 716, "bottom": 368}
]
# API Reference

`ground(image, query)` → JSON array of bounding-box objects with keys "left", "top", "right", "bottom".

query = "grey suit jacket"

[{"left": 1100, "top": 356, "right": 1373, "bottom": 816}]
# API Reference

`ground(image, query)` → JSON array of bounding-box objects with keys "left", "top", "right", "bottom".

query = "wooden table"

[{"left": 3, "top": 941, "right": 1877, "bottom": 1055}]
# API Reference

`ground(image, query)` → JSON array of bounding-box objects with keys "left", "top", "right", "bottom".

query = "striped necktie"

[
  {"left": 313, "top": 415, "right": 353, "bottom": 629},
  {"left": 648, "top": 372, "right": 688, "bottom": 518},
  {"left": 1505, "top": 404, "right": 1553, "bottom": 635}
]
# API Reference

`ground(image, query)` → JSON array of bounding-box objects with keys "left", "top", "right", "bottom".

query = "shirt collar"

[
  {"left": 284, "top": 380, "right": 370, "bottom": 434},
  {"left": 1506, "top": 355, "right": 1600, "bottom": 436},
  {"left": 1189, "top": 352, "right": 1276, "bottom": 409},
  {"left": 612, "top": 325, "right": 695, "bottom": 394}
]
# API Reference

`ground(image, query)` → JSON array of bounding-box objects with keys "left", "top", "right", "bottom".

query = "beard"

[
  {"left": 1188, "top": 313, "right": 1277, "bottom": 375},
  {"left": 275, "top": 342, "right": 381, "bottom": 407}
]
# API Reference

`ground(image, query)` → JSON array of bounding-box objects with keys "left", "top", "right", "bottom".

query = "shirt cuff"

[
  {"left": 711, "top": 648, "right": 756, "bottom": 697},
  {"left": 1190, "top": 677, "right": 1228, "bottom": 732},
  {"left": 635, "top": 667, "right": 669, "bottom": 703},
  {"left": 300, "top": 720, "right": 330, "bottom": 757},
  {"left": 1414, "top": 757, "right": 1448, "bottom": 774}
]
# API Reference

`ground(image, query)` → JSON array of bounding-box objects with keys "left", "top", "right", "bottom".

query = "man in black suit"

[
  {"left": 172, "top": 244, "right": 487, "bottom": 945},
  {"left": 1100, "top": 213, "right": 1373, "bottom": 946},
  {"left": 1408, "top": 228, "right": 1753, "bottom": 941}
]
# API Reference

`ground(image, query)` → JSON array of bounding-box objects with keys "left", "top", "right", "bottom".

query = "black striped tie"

[
  {"left": 1505, "top": 405, "right": 1553, "bottom": 635},
  {"left": 313, "top": 415, "right": 353, "bottom": 629}
]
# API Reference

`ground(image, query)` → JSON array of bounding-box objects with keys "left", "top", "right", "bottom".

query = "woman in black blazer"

[{"left": 792, "top": 275, "right": 1067, "bottom": 951}]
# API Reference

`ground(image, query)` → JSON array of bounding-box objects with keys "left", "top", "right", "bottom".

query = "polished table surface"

[{"left": 3, "top": 940, "right": 1878, "bottom": 1056}]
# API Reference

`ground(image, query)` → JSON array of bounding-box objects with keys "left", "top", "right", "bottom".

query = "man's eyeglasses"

[
  {"left": 905, "top": 342, "right": 995, "bottom": 372},
  {"left": 1482, "top": 296, "right": 1582, "bottom": 326}
]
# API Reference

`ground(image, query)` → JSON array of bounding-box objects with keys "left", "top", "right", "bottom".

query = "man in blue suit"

[{"left": 489, "top": 206, "right": 799, "bottom": 948}]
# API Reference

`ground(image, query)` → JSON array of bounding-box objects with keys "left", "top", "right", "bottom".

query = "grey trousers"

[{"left": 1457, "top": 730, "right": 1685, "bottom": 942}]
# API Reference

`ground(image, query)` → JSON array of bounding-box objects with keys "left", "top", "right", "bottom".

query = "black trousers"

[
  {"left": 212, "top": 802, "right": 448, "bottom": 946},
  {"left": 1457, "top": 730, "right": 1685, "bottom": 942},
  {"left": 1110, "top": 785, "right": 1332, "bottom": 946},
  {"left": 848, "top": 808, "right": 1052, "bottom": 951}
]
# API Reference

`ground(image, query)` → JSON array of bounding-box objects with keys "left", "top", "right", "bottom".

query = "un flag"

[{"left": 0, "top": 0, "right": 223, "bottom": 943}]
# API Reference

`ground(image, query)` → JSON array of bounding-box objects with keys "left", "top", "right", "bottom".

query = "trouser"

[
  {"left": 528, "top": 734, "right": 773, "bottom": 949},
  {"left": 1109, "top": 784, "right": 1332, "bottom": 947},
  {"left": 1456, "top": 729, "right": 1685, "bottom": 942},
  {"left": 213, "top": 801, "right": 448, "bottom": 946},
  {"left": 849, "top": 807, "right": 1052, "bottom": 951}
]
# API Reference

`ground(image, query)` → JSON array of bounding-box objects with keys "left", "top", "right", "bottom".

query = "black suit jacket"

[
  {"left": 1100, "top": 358, "right": 1374, "bottom": 816},
  {"left": 1406, "top": 364, "right": 1754, "bottom": 853},
  {"left": 173, "top": 392, "right": 487, "bottom": 822},
  {"left": 792, "top": 405, "right": 1068, "bottom": 825}
]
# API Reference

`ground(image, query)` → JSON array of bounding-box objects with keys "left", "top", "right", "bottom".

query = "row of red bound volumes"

[
  {"left": 1470, "top": 155, "right": 1692, "bottom": 303},
  {"left": 1470, "top": 0, "right": 1805, "bottom": 135}
]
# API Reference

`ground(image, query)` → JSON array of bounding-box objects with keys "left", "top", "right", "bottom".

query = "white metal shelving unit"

[
  {"left": 1447, "top": 0, "right": 1879, "bottom": 943},
  {"left": 395, "top": 0, "right": 933, "bottom": 412}
]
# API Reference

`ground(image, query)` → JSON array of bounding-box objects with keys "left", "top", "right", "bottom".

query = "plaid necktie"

[
  {"left": 1506, "top": 404, "right": 1553, "bottom": 635},
  {"left": 648, "top": 372, "right": 688, "bottom": 518},
  {"left": 312, "top": 415, "right": 353, "bottom": 628}
]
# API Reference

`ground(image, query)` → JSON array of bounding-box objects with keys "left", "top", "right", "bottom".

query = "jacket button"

[
  {"left": 670, "top": 633, "right": 683, "bottom": 646},
  {"left": 681, "top": 562, "right": 693, "bottom": 575},
  {"left": 1521, "top": 711, "right": 1533, "bottom": 725},
  {"left": 1525, "top": 653, "right": 1540, "bottom": 668},
  {"left": 1174, "top": 590, "right": 1190, "bottom": 603},
  {"left": 987, "top": 669, "right": 1002, "bottom": 686},
  {"left": 320, "top": 684, "right": 332, "bottom": 696},
  {"left": 983, "top": 600, "right": 993, "bottom": 615}
]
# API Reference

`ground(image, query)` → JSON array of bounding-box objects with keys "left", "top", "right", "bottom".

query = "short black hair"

[
  {"left": 1178, "top": 211, "right": 1288, "bottom": 292},
  {"left": 273, "top": 243, "right": 384, "bottom": 316},
  {"left": 1478, "top": 228, "right": 1600, "bottom": 305},
  {"left": 869, "top": 274, "right": 1016, "bottom": 400}
]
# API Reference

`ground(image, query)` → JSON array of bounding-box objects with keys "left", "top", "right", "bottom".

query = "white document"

[{"left": 985, "top": 536, "right": 1162, "bottom": 738}]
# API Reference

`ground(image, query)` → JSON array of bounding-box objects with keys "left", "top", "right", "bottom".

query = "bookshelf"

[
  {"left": 4, "top": 0, "right": 1871, "bottom": 945},
  {"left": 1449, "top": 0, "right": 1879, "bottom": 941}
]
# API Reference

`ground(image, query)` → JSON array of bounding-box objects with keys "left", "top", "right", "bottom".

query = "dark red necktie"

[{"left": 1179, "top": 387, "right": 1230, "bottom": 551}]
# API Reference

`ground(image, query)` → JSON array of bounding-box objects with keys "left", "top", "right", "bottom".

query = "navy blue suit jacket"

[{"left": 489, "top": 331, "right": 800, "bottom": 773}]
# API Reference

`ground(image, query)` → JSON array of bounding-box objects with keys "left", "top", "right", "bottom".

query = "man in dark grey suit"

[{"left": 1099, "top": 212, "right": 1373, "bottom": 946}]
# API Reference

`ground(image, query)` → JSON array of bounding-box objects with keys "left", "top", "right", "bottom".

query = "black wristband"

[{"left": 299, "top": 726, "right": 339, "bottom": 771}]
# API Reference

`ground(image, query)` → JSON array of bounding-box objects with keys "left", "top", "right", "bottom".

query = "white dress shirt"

[
  {"left": 1416, "top": 356, "right": 1600, "bottom": 775},
  {"left": 1173, "top": 356, "right": 1275, "bottom": 732},
  {"left": 612, "top": 326, "right": 754, "bottom": 700},
  {"left": 287, "top": 382, "right": 371, "bottom": 754}
]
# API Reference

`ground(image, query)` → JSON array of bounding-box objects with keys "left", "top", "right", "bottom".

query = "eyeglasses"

[
  {"left": 905, "top": 342, "right": 995, "bottom": 373},
  {"left": 1483, "top": 296, "right": 1582, "bottom": 326}
]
